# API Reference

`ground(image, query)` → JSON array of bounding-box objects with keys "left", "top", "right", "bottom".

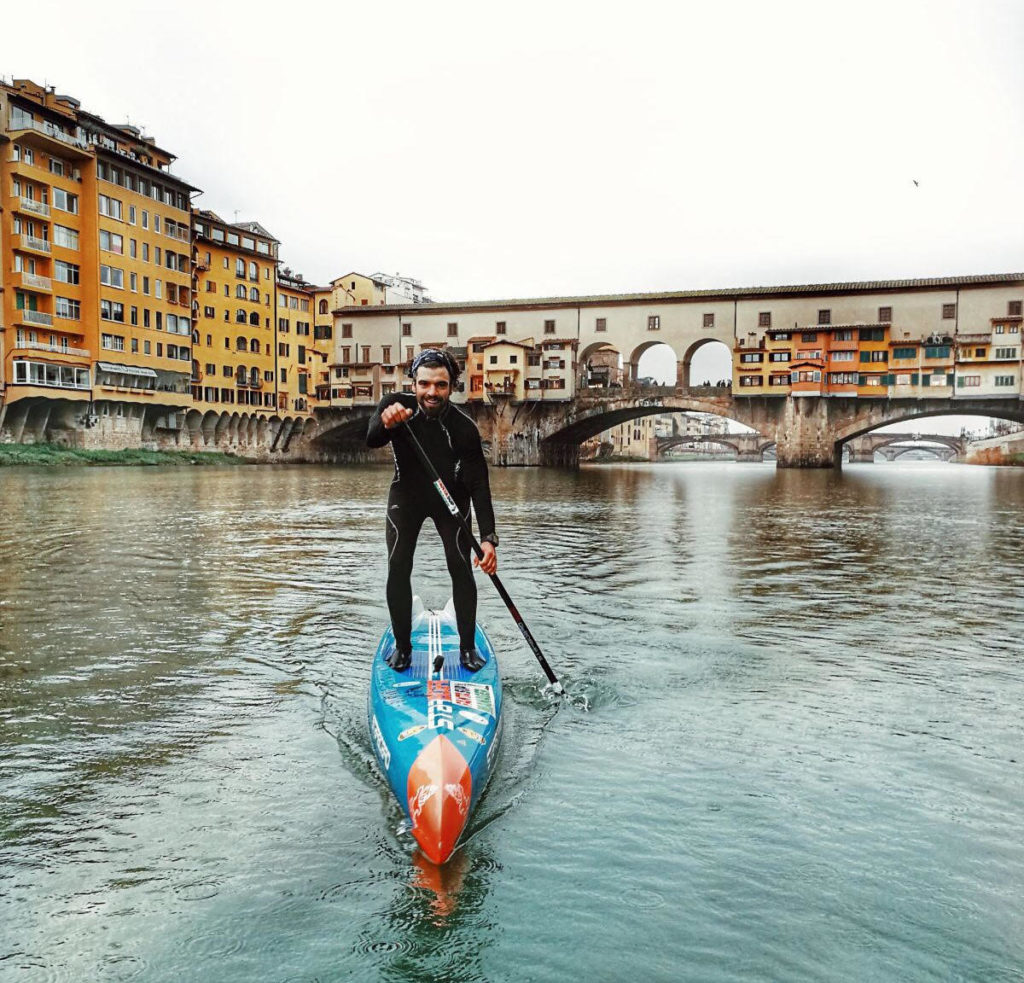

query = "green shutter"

[
  {"left": 860, "top": 351, "right": 871, "bottom": 363},
  {"left": 911, "top": 373, "right": 919, "bottom": 385},
  {"left": 947, "top": 373, "right": 955, "bottom": 385},
  {"left": 921, "top": 373, "right": 931, "bottom": 385}
]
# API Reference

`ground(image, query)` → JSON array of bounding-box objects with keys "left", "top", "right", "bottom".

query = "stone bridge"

[
  {"left": 845, "top": 432, "right": 967, "bottom": 463},
  {"left": 304, "top": 387, "right": 1024, "bottom": 469},
  {"left": 656, "top": 433, "right": 773, "bottom": 462}
]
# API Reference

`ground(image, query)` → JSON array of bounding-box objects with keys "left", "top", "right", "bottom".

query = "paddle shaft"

[{"left": 398, "top": 419, "right": 564, "bottom": 694}]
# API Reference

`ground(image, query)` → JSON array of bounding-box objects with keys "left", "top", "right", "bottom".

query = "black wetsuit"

[{"left": 366, "top": 393, "right": 496, "bottom": 653}]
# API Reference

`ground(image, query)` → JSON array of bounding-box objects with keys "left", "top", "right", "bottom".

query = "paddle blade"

[{"left": 407, "top": 734, "right": 472, "bottom": 865}]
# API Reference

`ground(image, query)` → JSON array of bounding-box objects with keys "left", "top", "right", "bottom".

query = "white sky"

[{"left": 4, "top": 0, "right": 1021, "bottom": 433}]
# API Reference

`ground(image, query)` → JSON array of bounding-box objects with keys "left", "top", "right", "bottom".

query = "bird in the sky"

[{"left": 912, "top": 179, "right": 919, "bottom": 187}]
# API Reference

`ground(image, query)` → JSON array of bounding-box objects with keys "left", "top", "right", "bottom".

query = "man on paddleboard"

[{"left": 367, "top": 348, "right": 498, "bottom": 673}]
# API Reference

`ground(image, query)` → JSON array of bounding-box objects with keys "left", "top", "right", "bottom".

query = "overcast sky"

[
  {"left": 5, "top": 0, "right": 1021, "bottom": 302},
  {"left": 4, "top": 0, "right": 1021, "bottom": 431}
]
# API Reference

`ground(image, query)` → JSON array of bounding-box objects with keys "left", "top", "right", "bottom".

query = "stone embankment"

[{"left": 964, "top": 433, "right": 1024, "bottom": 467}]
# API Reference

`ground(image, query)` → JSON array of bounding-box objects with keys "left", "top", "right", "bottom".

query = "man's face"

[{"left": 414, "top": 365, "right": 452, "bottom": 417}]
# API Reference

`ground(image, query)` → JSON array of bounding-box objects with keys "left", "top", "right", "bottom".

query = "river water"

[{"left": 1, "top": 461, "right": 1023, "bottom": 982}]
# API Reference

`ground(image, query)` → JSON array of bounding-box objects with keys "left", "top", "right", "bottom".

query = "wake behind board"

[{"left": 368, "top": 596, "right": 503, "bottom": 864}]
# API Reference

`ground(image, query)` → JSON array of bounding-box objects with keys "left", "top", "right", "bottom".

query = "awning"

[{"left": 98, "top": 361, "right": 157, "bottom": 378}]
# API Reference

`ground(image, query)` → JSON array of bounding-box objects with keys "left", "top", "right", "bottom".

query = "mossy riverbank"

[{"left": 0, "top": 443, "right": 247, "bottom": 468}]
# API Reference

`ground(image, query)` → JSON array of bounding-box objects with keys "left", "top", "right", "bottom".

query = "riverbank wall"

[{"left": 964, "top": 432, "right": 1024, "bottom": 466}]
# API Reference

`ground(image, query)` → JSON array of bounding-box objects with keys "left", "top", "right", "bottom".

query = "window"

[
  {"left": 1009, "top": 300, "right": 1023, "bottom": 317},
  {"left": 55, "top": 297, "right": 80, "bottom": 320},
  {"left": 975, "top": 348, "right": 986, "bottom": 358},
  {"left": 236, "top": 284, "right": 247, "bottom": 299},
  {"left": 361, "top": 346, "right": 370, "bottom": 362},
  {"left": 278, "top": 318, "right": 290, "bottom": 332},
  {"left": 544, "top": 320, "right": 556, "bottom": 334},
  {"left": 54, "top": 261, "right": 80, "bottom": 284},
  {"left": 100, "top": 265, "right": 124, "bottom": 289},
  {"left": 740, "top": 352, "right": 764, "bottom": 363},
  {"left": 829, "top": 372, "right": 859, "bottom": 385},
  {"left": 144, "top": 309, "right": 151, "bottom": 328},
  {"left": 596, "top": 318, "right": 606, "bottom": 332},
  {"left": 817, "top": 309, "right": 831, "bottom": 325},
  {"left": 382, "top": 346, "right": 391, "bottom": 363},
  {"left": 878, "top": 306, "right": 892, "bottom": 322},
  {"left": 143, "top": 276, "right": 150, "bottom": 296},
  {"left": 994, "top": 375, "right": 1016, "bottom": 386},
  {"left": 801, "top": 332, "right": 818, "bottom": 343},
  {"left": 758, "top": 312, "right": 772, "bottom": 328},
  {"left": 342, "top": 323, "right": 352, "bottom": 338},
  {"left": 833, "top": 329, "right": 854, "bottom": 342},
  {"left": 101, "top": 332, "right": 125, "bottom": 350},
  {"left": 859, "top": 327, "right": 885, "bottom": 341},
  {"left": 101, "top": 300, "right": 125, "bottom": 323},
  {"left": 52, "top": 188, "right": 78, "bottom": 214},
  {"left": 738, "top": 375, "right": 762, "bottom": 387},
  {"left": 54, "top": 224, "right": 79, "bottom": 250},
  {"left": 995, "top": 347, "right": 1018, "bottom": 359},
  {"left": 924, "top": 345, "right": 951, "bottom": 359},
  {"left": 494, "top": 321, "right": 506, "bottom": 335},
  {"left": 769, "top": 351, "right": 790, "bottom": 362},
  {"left": 893, "top": 347, "right": 916, "bottom": 359},
  {"left": 647, "top": 316, "right": 660, "bottom": 331},
  {"left": 447, "top": 322, "right": 458, "bottom": 337},
  {"left": 49, "top": 158, "right": 66, "bottom": 177},
  {"left": 958, "top": 375, "right": 981, "bottom": 387},
  {"left": 942, "top": 303, "right": 956, "bottom": 319},
  {"left": 131, "top": 306, "right": 138, "bottom": 325},
  {"left": 859, "top": 350, "right": 888, "bottom": 363},
  {"left": 99, "top": 230, "right": 124, "bottom": 254},
  {"left": 98, "top": 194, "right": 123, "bottom": 220},
  {"left": 831, "top": 350, "right": 855, "bottom": 362}
]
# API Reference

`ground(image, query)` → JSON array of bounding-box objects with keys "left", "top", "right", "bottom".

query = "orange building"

[{"left": 1, "top": 78, "right": 197, "bottom": 442}]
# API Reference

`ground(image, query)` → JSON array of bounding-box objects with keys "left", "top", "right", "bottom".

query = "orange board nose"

[{"left": 407, "top": 734, "right": 473, "bottom": 864}]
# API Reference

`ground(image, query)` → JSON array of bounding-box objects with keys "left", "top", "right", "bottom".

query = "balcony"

[
  {"left": 12, "top": 271, "right": 52, "bottom": 293},
  {"left": 16, "top": 234, "right": 51, "bottom": 255},
  {"left": 164, "top": 225, "right": 190, "bottom": 243},
  {"left": 10, "top": 117, "right": 92, "bottom": 156},
  {"left": 17, "top": 309, "right": 54, "bottom": 327},
  {"left": 16, "top": 196, "right": 50, "bottom": 218},
  {"left": 14, "top": 339, "right": 90, "bottom": 358}
]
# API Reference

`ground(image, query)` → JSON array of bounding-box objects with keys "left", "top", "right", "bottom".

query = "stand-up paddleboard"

[{"left": 368, "top": 596, "right": 503, "bottom": 864}]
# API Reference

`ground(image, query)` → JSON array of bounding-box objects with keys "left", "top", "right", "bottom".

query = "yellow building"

[
  {"left": 331, "top": 272, "right": 388, "bottom": 308},
  {"left": 1, "top": 78, "right": 198, "bottom": 442},
  {"left": 277, "top": 267, "right": 329, "bottom": 415},
  {"left": 191, "top": 211, "right": 279, "bottom": 414}
]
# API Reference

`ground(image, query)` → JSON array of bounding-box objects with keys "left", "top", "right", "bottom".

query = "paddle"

[{"left": 398, "top": 420, "right": 565, "bottom": 696}]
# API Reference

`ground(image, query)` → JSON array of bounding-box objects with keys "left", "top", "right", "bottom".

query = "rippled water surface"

[{"left": 2, "top": 461, "right": 1023, "bottom": 982}]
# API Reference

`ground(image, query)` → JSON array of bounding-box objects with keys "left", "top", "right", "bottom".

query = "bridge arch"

[
  {"left": 834, "top": 405, "right": 1024, "bottom": 445},
  {"left": 629, "top": 340, "right": 679, "bottom": 386},
  {"left": 681, "top": 338, "right": 732, "bottom": 389},
  {"left": 887, "top": 445, "right": 951, "bottom": 461}
]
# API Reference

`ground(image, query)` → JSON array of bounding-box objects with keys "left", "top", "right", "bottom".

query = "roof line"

[{"left": 329, "top": 272, "right": 1024, "bottom": 315}]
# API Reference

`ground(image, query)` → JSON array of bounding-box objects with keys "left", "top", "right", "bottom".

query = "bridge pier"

[
  {"left": 736, "top": 450, "right": 763, "bottom": 463},
  {"left": 847, "top": 436, "right": 876, "bottom": 463},
  {"left": 774, "top": 398, "right": 840, "bottom": 468}
]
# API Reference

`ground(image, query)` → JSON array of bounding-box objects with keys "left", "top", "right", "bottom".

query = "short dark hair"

[{"left": 409, "top": 348, "right": 460, "bottom": 385}]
